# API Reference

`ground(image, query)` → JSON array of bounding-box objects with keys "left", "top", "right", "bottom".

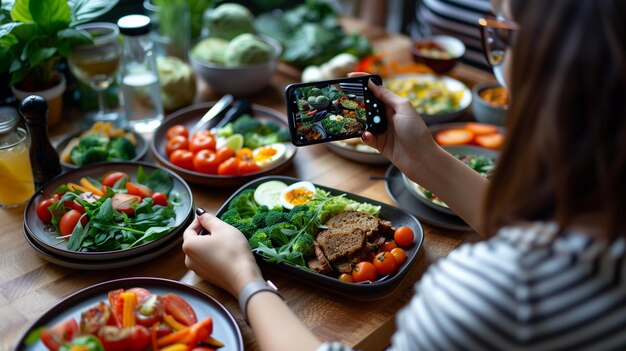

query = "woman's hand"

[
  {"left": 349, "top": 73, "right": 439, "bottom": 180},
  {"left": 183, "top": 210, "right": 263, "bottom": 296}
]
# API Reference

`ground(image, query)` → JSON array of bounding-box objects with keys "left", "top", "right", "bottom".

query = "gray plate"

[
  {"left": 151, "top": 101, "right": 297, "bottom": 187},
  {"left": 23, "top": 161, "right": 194, "bottom": 260},
  {"left": 385, "top": 165, "right": 473, "bottom": 231},
  {"left": 217, "top": 176, "right": 424, "bottom": 300},
  {"left": 15, "top": 277, "right": 244, "bottom": 351},
  {"left": 403, "top": 145, "right": 498, "bottom": 216},
  {"left": 55, "top": 128, "right": 148, "bottom": 170},
  {"left": 325, "top": 140, "right": 390, "bottom": 165}
]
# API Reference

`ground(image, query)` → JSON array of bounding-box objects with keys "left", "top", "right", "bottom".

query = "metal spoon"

[{"left": 190, "top": 94, "right": 233, "bottom": 136}]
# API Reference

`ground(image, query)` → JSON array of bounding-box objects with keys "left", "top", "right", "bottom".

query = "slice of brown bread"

[
  {"left": 316, "top": 228, "right": 366, "bottom": 262},
  {"left": 324, "top": 211, "right": 380, "bottom": 238},
  {"left": 308, "top": 242, "right": 332, "bottom": 274}
]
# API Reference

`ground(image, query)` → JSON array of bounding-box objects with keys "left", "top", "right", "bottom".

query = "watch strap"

[{"left": 238, "top": 280, "right": 281, "bottom": 323}]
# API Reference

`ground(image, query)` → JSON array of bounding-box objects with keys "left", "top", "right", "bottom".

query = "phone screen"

[{"left": 285, "top": 75, "right": 386, "bottom": 146}]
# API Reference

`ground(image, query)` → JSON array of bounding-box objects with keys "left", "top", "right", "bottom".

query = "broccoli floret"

[
  {"left": 262, "top": 121, "right": 280, "bottom": 134},
  {"left": 70, "top": 146, "right": 108, "bottom": 166},
  {"left": 256, "top": 222, "right": 296, "bottom": 246},
  {"left": 251, "top": 205, "right": 270, "bottom": 228},
  {"left": 292, "top": 233, "right": 315, "bottom": 258},
  {"left": 276, "top": 128, "right": 290, "bottom": 142},
  {"left": 232, "top": 221, "right": 258, "bottom": 239},
  {"left": 220, "top": 208, "right": 242, "bottom": 225},
  {"left": 215, "top": 123, "right": 234, "bottom": 137},
  {"left": 78, "top": 134, "right": 109, "bottom": 148},
  {"left": 286, "top": 251, "right": 306, "bottom": 266},
  {"left": 249, "top": 231, "right": 272, "bottom": 249},
  {"left": 107, "top": 137, "right": 136, "bottom": 160},
  {"left": 228, "top": 189, "right": 258, "bottom": 218},
  {"left": 290, "top": 210, "right": 318, "bottom": 236},
  {"left": 242, "top": 132, "right": 283, "bottom": 149},
  {"left": 232, "top": 115, "right": 261, "bottom": 135},
  {"left": 288, "top": 205, "right": 309, "bottom": 220},
  {"left": 264, "top": 209, "right": 289, "bottom": 226}
]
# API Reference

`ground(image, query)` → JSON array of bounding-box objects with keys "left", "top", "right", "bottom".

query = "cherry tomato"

[
  {"left": 216, "top": 146, "right": 235, "bottom": 163},
  {"left": 151, "top": 192, "right": 168, "bottom": 207},
  {"left": 166, "top": 125, "right": 189, "bottom": 140},
  {"left": 373, "top": 251, "right": 398, "bottom": 276},
  {"left": 394, "top": 226, "right": 415, "bottom": 247},
  {"left": 382, "top": 240, "right": 397, "bottom": 252},
  {"left": 59, "top": 210, "right": 85, "bottom": 235},
  {"left": 435, "top": 129, "right": 475, "bottom": 146},
  {"left": 63, "top": 200, "right": 85, "bottom": 214},
  {"left": 192, "top": 130, "right": 212, "bottom": 139},
  {"left": 161, "top": 293, "right": 197, "bottom": 326},
  {"left": 126, "top": 182, "right": 153, "bottom": 198},
  {"left": 134, "top": 294, "right": 163, "bottom": 327},
  {"left": 165, "top": 135, "right": 189, "bottom": 155},
  {"left": 170, "top": 149, "right": 195, "bottom": 170},
  {"left": 40, "top": 318, "right": 79, "bottom": 351},
  {"left": 80, "top": 301, "right": 115, "bottom": 335},
  {"left": 338, "top": 273, "right": 354, "bottom": 283},
  {"left": 189, "top": 133, "right": 216, "bottom": 153},
  {"left": 475, "top": 133, "right": 504, "bottom": 149},
  {"left": 98, "top": 325, "right": 150, "bottom": 351},
  {"left": 352, "top": 261, "right": 377, "bottom": 282},
  {"left": 391, "top": 247, "right": 407, "bottom": 265},
  {"left": 102, "top": 172, "right": 129, "bottom": 188},
  {"left": 36, "top": 197, "right": 58, "bottom": 224},
  {"left": 193, "top": 149, "right": 220, "bottom": 174},
  {"left": 217, "top": 157, "right": 239, "bottom": 176},
  {"left": 237, "top": 160, "right": 261, "bottom": 175},
  {"left": 111, "top": 194, "right": 141, "bottom": 215}
]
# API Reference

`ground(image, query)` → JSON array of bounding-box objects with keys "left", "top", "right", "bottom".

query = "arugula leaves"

[{"left": 137, "top": 167, "right": 174, "bottom": 195}]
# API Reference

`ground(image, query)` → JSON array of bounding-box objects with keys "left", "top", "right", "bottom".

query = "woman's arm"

[
  {"left": 358, "top": 77, "right": 489, "bottom": 234},
  {"left": 183, "top": 212, "right": 322, "bottom": 351}
]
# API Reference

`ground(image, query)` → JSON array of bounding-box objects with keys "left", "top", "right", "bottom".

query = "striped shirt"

[
  {"left": 411, "top": 0, "right": 493, "bottom": 70},
  {"left": 317, "top": 222, "right": 626, "bottom": 351}
]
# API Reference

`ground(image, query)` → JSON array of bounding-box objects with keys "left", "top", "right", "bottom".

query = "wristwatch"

[{"left": 238, "top": 280, "right": 282, "bottom": 323}]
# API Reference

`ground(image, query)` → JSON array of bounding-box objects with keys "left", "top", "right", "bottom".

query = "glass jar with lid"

[{"left": 0, "top": 106, "right": 34, "bottom": 207}]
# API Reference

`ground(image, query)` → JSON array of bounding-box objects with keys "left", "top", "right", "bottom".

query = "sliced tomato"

[
  {"left": 108, "top": 289, "right": 124, "bottom": 327},
  {"left": 161, "top": 293, "right": 197, "bottom": 327},
  {"left": 475, "top": 133, "right": 504, "bottom": 149},
  {"left": 126, "top": 182, "right": 154, "bottom": 198},
  {"left": 151, "top": 192, "right": 168, "bottom": 207},
  {"left": 40, "top": 318, "right": 79, "bottom": 351},
  {"left": 102, "top": 172, "right": 129, "bottom": 188},
  {"left": 435, "top": 129, "right": 475, "bottom": 146},
  {"left": 80, "top": 301, "right": 115, "bottom": 335},
  {"left": 465, "top": 122, "right": 499, "bottom": 135},
  {"left": 98, "top": 325, "right": 150, "bottom": 351},
  {"left": 111, "top": 194, "right": 141, "bottom": 215},
  {"left": 135, "top": 294, "right": 163, "bottom": 327}
]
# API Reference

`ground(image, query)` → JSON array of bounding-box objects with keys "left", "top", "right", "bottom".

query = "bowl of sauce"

[{"left": 411, "top": 35, "right": 465, "bottom": 74}]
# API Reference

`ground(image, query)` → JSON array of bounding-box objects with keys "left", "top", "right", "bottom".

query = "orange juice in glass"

[{"left": 0, "top": 109, "right": 34, "bottom": 208}]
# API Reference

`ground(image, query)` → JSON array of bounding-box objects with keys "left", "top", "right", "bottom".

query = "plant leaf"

[
  {"left": 136, "top": 166, "right": 174, "bottom": 195},
  {"left": 27, "top": 46, "right": 56, "bottom": 67},
  {"left": 67, "top": 219, "right": 88, "bottom": 251},
  {"left": 127, "top": 226, "right": 173, "bottom": 248},
  {"left": 30, "top": 0, "right": 70, "bottom": 33},
  {"left": 10, "top": 0, "right": 31, "bottom": 22},
  {"left": 94, "top": 198, "right": 115, "bottom": 223},
  {"left": 67, "top": 0, "right": 119, "bottom": 26}
]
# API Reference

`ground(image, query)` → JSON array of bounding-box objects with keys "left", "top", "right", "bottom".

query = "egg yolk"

[
  {"left": 254, "top": 147, "right": 278, "bottom": 162},
  {"left": 284, "top": 188, "right": 314, "bottom": 206}
]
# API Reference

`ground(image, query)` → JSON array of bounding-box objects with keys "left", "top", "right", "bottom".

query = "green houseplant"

[{"left": 0, "top": 0, "right": 118, "bottom": 125}]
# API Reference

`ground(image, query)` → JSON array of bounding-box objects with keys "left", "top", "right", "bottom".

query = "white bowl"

[{"left": 189, "top": 35, "right": 282, "bottom": 96}]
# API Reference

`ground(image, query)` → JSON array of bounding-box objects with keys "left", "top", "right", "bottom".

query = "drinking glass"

[
  {"left": 0, "top": 107, "right": 34, "bottom": 208},
  {"left": 69, "top": 23, "right": 121, "bottom": 123}
]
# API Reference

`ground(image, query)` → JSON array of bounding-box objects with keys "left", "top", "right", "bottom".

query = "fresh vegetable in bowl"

[
  {"left": 34, "top": 167, "right": 179, "bottom": 252},
  {"left": 219, "top": 179, "right": 417, "bottom": 284},
  {"left": 30, "top": 286, "right": 222, "bottom": 351}
]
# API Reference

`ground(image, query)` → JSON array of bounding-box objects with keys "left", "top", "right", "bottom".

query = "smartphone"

[{"left": 284, "top": 74, "right": 387, "bottom": 146}]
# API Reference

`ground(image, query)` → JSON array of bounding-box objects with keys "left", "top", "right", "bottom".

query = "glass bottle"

[
  {"left": 20, "top": 95, "right": 62, "bottom": 190},
  {"left": 0, "top": 106, "right": 35, "bottom": 207},
  {"left": 117, "top": 14, "right": 164, "bottom": 133}
]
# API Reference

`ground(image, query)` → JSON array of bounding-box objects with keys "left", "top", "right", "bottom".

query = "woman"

[{"left": 183, "top": 0, "right": 626, "bottom": 349}]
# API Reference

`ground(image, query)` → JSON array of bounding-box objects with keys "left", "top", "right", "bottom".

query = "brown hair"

[{"left": 482, "top": 0, "right": 626, "bottom": 239}]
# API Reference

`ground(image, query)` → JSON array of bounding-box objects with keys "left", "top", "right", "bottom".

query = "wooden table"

[{"left": 0, "top": 23, "right": 493, "bottom": 351}]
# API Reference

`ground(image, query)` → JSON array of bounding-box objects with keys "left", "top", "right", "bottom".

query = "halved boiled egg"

[
  {"left": 253, "top": 143, "right": 287, "bottom": 168},
  {"left": 279, "top": 181, "right": 316, "bottom": 210},
  {"left": 329, "top": 114, "right": 344, "bottom": 121}
]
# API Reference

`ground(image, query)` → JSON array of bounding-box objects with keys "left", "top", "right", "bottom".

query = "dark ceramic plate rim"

[
  {"left": 22, "top": 219, "right": 188, "bottom": 270},
  {"left": 385, "top": 165, "right": 473, "bottom": 231},
  {"left": 325, "top": 141, "right": 389, "bottom": 165},
  {"left": 151, "top": 102, "right": 297, "bottom": 182},
  {"left": 15, "top": 277, "right": 244, "bottom": 351},
  {"left": 23, "top": 161, "right": 194, "bottom": 260},
  {"left": 55, "top": 128, "right": 149, "bottom": 169},
  {"left": 403, "top": 145, "right": 499, "bottom": 216},
  {"left": 216, "top": 175, "right": 424, "bottom": 297}
]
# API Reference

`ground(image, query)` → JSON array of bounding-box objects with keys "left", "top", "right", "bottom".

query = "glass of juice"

[{"left": 0, "top": 108, "right": 34, "bottom": 208}]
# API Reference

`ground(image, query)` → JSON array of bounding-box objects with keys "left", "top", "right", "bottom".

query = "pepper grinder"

[{"left": 20, "top": 95, "right": 62, "bottom": 189}]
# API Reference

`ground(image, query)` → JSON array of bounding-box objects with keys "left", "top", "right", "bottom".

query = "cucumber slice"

[{"left": 254, "top": 180, "right": 288, "bottom": 209}]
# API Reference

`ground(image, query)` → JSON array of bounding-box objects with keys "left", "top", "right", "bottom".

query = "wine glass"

[{"left": 69, "top": 23, "right": 121, "bottom": 123}]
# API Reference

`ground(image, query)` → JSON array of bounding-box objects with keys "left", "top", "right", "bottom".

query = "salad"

[
  {"left": 35, "top": 167, "right": 179, "bottom": 252},
  {"left": 386, "top": 76, "right": 465, "bottom": 115},
  {"left": 60, "top": 122, "right": 138, "bottom": 167},
  {"left": 165, "top": 115, "right": 291, "bottom": 176},
  {"left": 27, "top": 287, "right": 222, "bottom": 351},
  {"left": 220, "top": 180, "right": 415, "bottom": 283}
]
